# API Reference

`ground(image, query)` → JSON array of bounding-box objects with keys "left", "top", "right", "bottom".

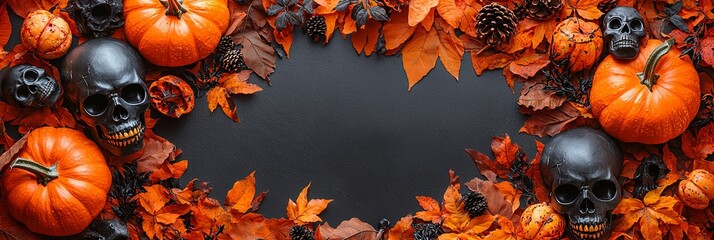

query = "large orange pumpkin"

[
  {"left": 123, "top": 0, "right": 230, "bottom": 67},
  {"left": 1, "top": 127, "right": 111, "bottom": 236},
  {"left": 591, "top": 39, "right": 700, "bottom": 144}
]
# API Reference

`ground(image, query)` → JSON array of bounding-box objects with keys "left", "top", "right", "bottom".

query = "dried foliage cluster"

[{"left": 0, "top": 0, "right": 713, "bottom": 239}]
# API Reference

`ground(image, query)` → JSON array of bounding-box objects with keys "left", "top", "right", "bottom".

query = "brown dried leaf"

[
  {"left": 316, "top": 218, "right": 377, "bottom": 240},
  {"left": 519, "top": 102, "right": 581, "bottom": 137}
]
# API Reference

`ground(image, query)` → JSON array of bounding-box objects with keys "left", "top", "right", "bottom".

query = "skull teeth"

[
  {"left": 105, "top": 122, "right": 145, "bottom": 147},
  {"left": 569, "top": 221, "right": 607, "bottom": 239}
]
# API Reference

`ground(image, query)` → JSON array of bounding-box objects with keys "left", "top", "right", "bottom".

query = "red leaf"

[
  {"left": 518, "top": 77, "right": 566, "bottom": 111},
  {"left": 519, "top": 102, "right": 581, "bottom": 137}
]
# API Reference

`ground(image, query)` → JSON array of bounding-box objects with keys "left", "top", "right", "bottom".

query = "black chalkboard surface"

[{"left": 5, "top": 8, "right": 539, "bottom": 226}]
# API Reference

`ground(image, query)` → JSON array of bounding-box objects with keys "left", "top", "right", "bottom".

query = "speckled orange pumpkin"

[
  {"left": 678, "top": 169, "right": 714, "bottom": 209},
  {"left": 520, "top": 202, "right": 565, "bottom": 240},
  {"left": 20, "top": 10, "right": 72, "bottom": 60},
  {"left": 550, "top": 17, "right": 604, "bottom": 73}
]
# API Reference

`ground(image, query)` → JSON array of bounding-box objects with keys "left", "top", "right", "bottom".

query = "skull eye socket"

[
  {"left": 23, "top": 69, "right": 39, "bottom": 82},
  {"left": 592, "top": 180, "right": 617, "bottom": 201},
  {"left": 15, "top": 87, "right": 29, "bottom": 100},
  {"left": 629, "top": 19, "right": 643, "bottom": 31},
  {"left": 90, "top": 4, "right": 112, "bottom": 20},
  {"left": 121, "top": 83, "right": 146, "bottom": 104},
  {"left": 554, "top": 184, "right": 579, "bottom": 204},
  {"left": 84, "top": 94, "right": 109, "bottom": 116},
  {"left": 608, "top": 18, "right": 622, "bottom": 29}
]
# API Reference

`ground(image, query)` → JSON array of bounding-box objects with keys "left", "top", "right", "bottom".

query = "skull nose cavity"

[
  {"left": 579, "top": 198, "right": 596, "bottom": 214},
  {"left": 113, "top": 105, "right": 129, "bottom": 121},
  {"left": 621, "top": 24, "right": 630, "bottom": 33}
]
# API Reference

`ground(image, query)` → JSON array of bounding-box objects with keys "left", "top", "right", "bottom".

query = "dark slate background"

[{"left": 7, "top": 9, "right": 539, "bottom": 226}]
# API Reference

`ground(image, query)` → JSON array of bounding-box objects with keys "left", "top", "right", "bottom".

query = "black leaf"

[
  {"left": 287, "top": 0, "right": 299, "bottom": 7},
  {"left": 355, "top": 9, "right": 368, "bottom": 28},
  {"left": 276, "top": 12, "right": 289, "bottom": 30},
  {"left": 334, "top": 0, "right": 350, "bottom": 11},
  {"left": 276, "top": 0, "right": 289, "bottom": 7},
  {"left": 303, "top": 0, "right": 314, "bottom": 13},
  {"left": 370, "top": 6, "right": 389, "bottom": 21},
  {"left": 685, "top": 36, "right": 695, "bottom": 44},
  {"left": 266, "top": 5, "right": 284, "bottom": 16},
  {"left": 351, "top": 3, "right": 363, "bottom": 21},
  {"left": 668, "top": 15, "right": 691, "bottom": 33},
  {"left": 287, "top": 11, "right": 302, "bottom": 25},
  {"left": 671, "top": 0, "right": 682, "bottom": 14}
]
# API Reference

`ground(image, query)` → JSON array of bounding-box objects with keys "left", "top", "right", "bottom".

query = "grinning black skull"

[
  {"left": 603, "top": 6, "right": 646, "bottom": 59},
  {"left": 64, "top": 0, "right": 124, "bottom": 38},
  {"left": 61, "top": 38, "right": 147, "bottom": 156},
  {"left": 1, "top": 65, "right": 61, "bottom": 108},
  {"left": 633, "top": 155, "right": 669, "bottom": 199},
  {"left": 541, "top": 128, "right": 623, "bottom": 240}
]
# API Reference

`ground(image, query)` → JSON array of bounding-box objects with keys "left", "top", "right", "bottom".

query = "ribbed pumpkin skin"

[
  {"left": 591, "top": 39, "right": 700, "bottom": 144},
  {"left": 1, "top": 127, "right": 111, "bottom": 236},
  {"left": 123, "top": 0, "right": 229, "bottom": 67}
]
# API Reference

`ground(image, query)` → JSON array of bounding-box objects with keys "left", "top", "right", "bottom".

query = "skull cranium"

[{"left": 541, "top": 128, "right": 623, "bottom": 240}]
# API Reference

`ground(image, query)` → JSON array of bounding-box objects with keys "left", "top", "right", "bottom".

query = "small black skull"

[
  {"left": 61, "top": 38, "right": 148, "bottom": 156},
  {"left": 76, "top": 219, "right": 128, "bottom": 240},
  {"left": 603, "top": 6, "right": 646, "bottom": 59},
  {"left": 541, "top": 128, "right": 623, "bottom": 240},
  {"left": 1, "top": 65, "right": 61, "bottom": 108},
  {"left": 64, "top": 0, "right": 124, "bottom": 38},
  {"left": 633, "top": 155, "right": 669, "bottom": 199}
]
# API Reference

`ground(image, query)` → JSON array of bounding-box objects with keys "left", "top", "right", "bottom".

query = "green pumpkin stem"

[
  {"left": 161, "top": 0, "right": 188, "bottom": 19},
  {"left": 637, "top": 38, "right": 676, "bottom": 92},
  {"left": 10, "top": 157, "right": 59, "bottom": 186}
]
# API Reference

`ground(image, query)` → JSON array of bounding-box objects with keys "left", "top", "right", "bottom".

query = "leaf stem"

[
  {"left": 637, "top": 38, "right": 675, "bottom": 92},
  {"left": 11, "top": 157, "right": 59, "bottom": 186}
]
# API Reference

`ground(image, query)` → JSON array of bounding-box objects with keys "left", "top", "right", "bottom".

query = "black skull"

[
  {"left": 633, "top": 155, "right": 669, "bottom": 199},
  {"left": 541, "top": 128, "right": 623, "bottom": 240},
  {"left": 64, "top": 0, "right": 124, "bottom": 38},
  {"left": 1, "top": 64, "right": 61, "bottom": 108},
  {"left": 61, "top": 38, "right": 148, "bottom": 156},
  {"left": 603, "top": 6, "right": 646, "bottom": 59},
  {"left": 76, "top": 219, "right": 128, "bottom": 240}
]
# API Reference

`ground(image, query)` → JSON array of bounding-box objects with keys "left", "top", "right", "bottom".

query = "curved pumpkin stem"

[
  {"left": 637, "top": 38, "right": 676, "bottom": 92},
  {"left": 10, "top": 157, "right": 59, "bottom": 186},
  {"left": 161, "top": 0, "right": 188, "bottom": 19}
]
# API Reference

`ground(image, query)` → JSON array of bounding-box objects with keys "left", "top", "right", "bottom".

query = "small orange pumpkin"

[
  {"left": 678, "top": 169, "right": 714, "bottom": 209},
  {"left": 1, "top": 127, "right": 112, "bottom": 236},
  {"left": 591, "top": 39, "right": 700, "bottom": 144},
  {"left": 123, "top": 0, "right": 230, "bottom": 67},
  {"left": 149, "top": 75, "right": 195, "bottom": 118},
  {"left": 550, "top": 17, "right": 604, "bottom": 73},
  {"left": 520, "top": 202, "right": 565, "bottom": 240},
  {"left": 20, "top": 10, "right": 72, "bottom": 60}
]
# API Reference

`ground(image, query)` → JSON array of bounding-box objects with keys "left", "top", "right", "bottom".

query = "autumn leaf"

[
  {"left": 351, "top": 20, "right": 381, "bottom": 56},
  {"left": 408, "top": 0, "right": 438, "bottom": 26},
  {"left": 388, "top": 215, "right": 415, "bottom": 240},
  {"left": 519, "top": 102, "right": 581, "bottom": 137},
  {"left": 483, "top": 215, "right": 518, "bottom": 240},
  {"left": 415, "top": 196, "right": 442, "bottom": 223},
  {"left": 225, "top": 171, "right": 267, "bottom": 214},
  {"left": 681, "top": 123, "right": 714, "bottom": 161},
  {"left": 149, "top": 160, "right": 188, "bottom": 182},
  {"left": 612, "top": 186, "right": 684, "bottom": 239},
  {"left": 525, "top": 140, "right": 550, "bottom": 203},
  {"left": 470, "top": 51, "right": 514, "bottom": 76},
  {"left": 402, "top": 25, "right": 439, "bottom": 90},
  {"left": 0, "top": 3, "right": 11, "bottom": 49},
  {"left": 222, "top": 213, "right": 271, "bottom": 239},
  {"left": 234, "top": 30, "right": 276, "bottom": 80},
  {"left": 562, "top": 0, "right": 603, "bottom": 20},
  {"left": 6, "top": 0, "right": 59, "bottom": 18},
  {"left": 436, "top": 19, "right": 464, "bottom": 81},
  {"left": 316, "top": 218, "right": 377, "bottom": 239},
  {"left": 509, "top": 50, "right": 550, "bottom": 79},
  {"left": 287, "top": 183, "right": 333, "bottom": 224},
  {"left": 436, "top": 0, "right": 480, "bottom": 36},
  {"left": 264, "top": 218, "right": 293, "bottom": 240},
  {"left": 465, "top": 174, "right": 519, "bottom": 219},
  {"left": 207, "top": 70, "right": 262, "bottom": 123},
  {"left": 518, "top": 76, "right": 566, "bottom": 111}
]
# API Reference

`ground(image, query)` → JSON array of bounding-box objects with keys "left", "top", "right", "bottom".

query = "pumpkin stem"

[
  {"left": 160, "top": 0, "right": 188, "bottom": 19},
  {"left": 637, "top": 38, "right": 676, "bottom": 92},
  {"left": 10, "top": 157, "right": 59, "bottom": 186}
]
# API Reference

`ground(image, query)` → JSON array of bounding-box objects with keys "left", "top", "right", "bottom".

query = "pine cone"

[
  {"left": 413, "top": 223, "right": 443, "bottom": 240},
  {"left": 289, "top": 226, "right": 314, "bottom": 240},
  {"left": 598, "top": 0, "right": 618, "bottom": 14},
  {"left": 221, "top": 48, "right": 246, "bottom": 73},
  {"left": 463, "top": 191, "right": 488, "bottom": 218},
  {"left": 523, "top": 0, "right": 563, "bottom": 20},
  {"left": 306, "top": 16, "right": 327, "bottom": 42},
  {"left": 217, "top": 36, "right": 234, "bottom": 54},
  {"left": 476, "top": 3, "right": 519, "bottom": 47}
]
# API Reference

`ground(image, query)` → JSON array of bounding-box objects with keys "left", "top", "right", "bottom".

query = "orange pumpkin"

[
  {"left": 591, "top": 39, "right": 700, "bottom": 144},
  {"left": 678, "top": 169, "right": 714, "bottom": 209},
  {"left": 1, "top": 127, "right": 111, "bottom": 236},
  {"left": 550, "top": 17, "right": 603, "bottom": 73},
  {"left": 123, "top": 0, "right": 230, "bottom": 67},
  {"left": 20, "top": 10, "right": 72, "bottom": 60},
  {"left": 520, "top": 202, "right": 565, "bottom": 240}
]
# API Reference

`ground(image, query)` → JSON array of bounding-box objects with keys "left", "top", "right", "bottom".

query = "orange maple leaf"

[
  {"left": 207, "top": 70, "right": 263, "bottom": 123},
  {"left": 562, "top": 0, "right": 603, "bottom": 20},
  {"left": 435, "top": 0, "right": 481, "bottom": 36},
  {"left": 388, "top": 215, "right": 415, "bottom": 239},
  {"left": 408, "top": 0, "right": 439, "bottom": 26},
  {"left": 149, "top": 160, "right": 188, "bottom": 182},
  {"left": 222, "top": 213, "right": 271, "bottom": 239},
  {"left": 466, "top": 134, "right": 525, "bottom": 180},
  {"left": 483, "top": 215, "right": 518, "bottom": 240},
  {"left": 403, "top": 20, "right": 465, "bottom": 90},
  {"left": 681, "top": 123, "right": 714, "bottom": 161},
  {"left": 612, "top": 186, "right": 684, "bottom": 239},
  {"left": 134, "top": 185, "right": 191, "bottom": 240},
  {"left": 226, "top": 171, "right": 268, "bottom": 215},
  {"left": 286, "top": 183, "right": 333, "bottom": 224}
]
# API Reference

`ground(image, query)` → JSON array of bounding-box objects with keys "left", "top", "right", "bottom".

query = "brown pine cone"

[
  {"left": 221, "top": 49, "right": 246, "bottom": 73},
  {"left": 476, "top": 3, "right": 519, "bottom": 46},
  {"left": 523, "top": 0, "right": 563, "bottom": 20}
]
